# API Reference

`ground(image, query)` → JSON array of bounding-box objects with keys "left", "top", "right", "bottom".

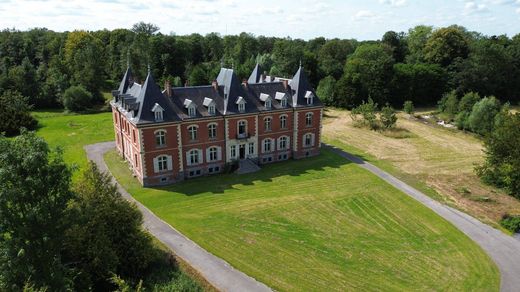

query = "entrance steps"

[{"left": 236, "top": 159, "right": 261, "bottom": 174}]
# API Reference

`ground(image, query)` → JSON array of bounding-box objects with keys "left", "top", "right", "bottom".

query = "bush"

[
  {"left": 381, "top": 104, "right": 397, "bottom": 129},
  {"left": 438, "top": 90, "right": 459, "bottom": 121},
  {"left": 352, "top": 98, "right": 378, "bottom": 130},
  {"left": 0, "top": 90, "right": 38, "bottom": 136},
  {"left": 500, "top": 214, "right": 520, "bottom": 233},
  {"left": 61, "top": 85, "right": 94, "bottom": 112},
  {"left": 467, "top": 96, "right": 501, "bottom": 136},
  {"left": 455, "top": 92, "right": 480, "bottom": 130},
  {"left": 403, "top": 100, "right": 414, "bottom": 114}
]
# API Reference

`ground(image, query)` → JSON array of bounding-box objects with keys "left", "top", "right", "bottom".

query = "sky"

[{"left": 0, "top": 0, "right": 519, "bottom": 40}]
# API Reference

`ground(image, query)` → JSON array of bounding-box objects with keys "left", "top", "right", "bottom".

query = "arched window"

[
  {"left": 278, "top": 136, "right": 289, "bottom": 150},
  {"left": 155, "top": 130, "right": 166, "bottom": 146},
  {"left": 208, "top": 147, "right": 219, "bottom": 162},
  {"left": 280, "top": 97, "right": 287, "bottom": 108},
  {"left": 154, "top": 155, "right": 172, "bottom": 173},
  {"left": 265, "top": 99, "right": 271, "bottom": 109},
  {"left": 263, "top": 139, "right": 273, "bottom": 153},
  {"left": 264, "top": 117, "right": 272, "bottom": 131},
  {"left": 208, "top": 104, "right": 216, "bottom": 115},
  {"left": 188, "top": 125, "right": 198, "bottom": 140},
  {"left": 303, "top": 133, "right": 315, "bottom": 147},
  {"left": 208, "top": 123, "right": 217, "bottom": 139},
  {"left": 189, "top": 149, "right": 200, "bottom": 165},
  {"left": 188, "top": 105, "right": 196, "bottom": 117},
  {"left": 280, "top": 115, "right": 287, "bottom": 129},
  {"left": 305, "top": 112, "right": 313, "bottom": 127}
]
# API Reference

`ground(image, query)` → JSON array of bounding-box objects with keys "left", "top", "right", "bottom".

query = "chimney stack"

[
  {"left": 184, "top": 80, "right": 189, "bottom": 87},
  {"left": 282, "top": 79, "right": 288, "bottom": 89},
  {"left": 242, "top": 78, "right": 248, "bottom": 88},
  {"left": 212, "top": 80, "right": 218, "bottom": 91},
  {"left": 164, "top": 79, "right": 172, "bottom": 97}
]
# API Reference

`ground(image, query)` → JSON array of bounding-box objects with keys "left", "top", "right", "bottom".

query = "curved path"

[
  {"left": 85, "top": 142, "right": 272, "bottom": 292},
  {"left": 324, "top": 144, "right": 520, "bottom": 292}
]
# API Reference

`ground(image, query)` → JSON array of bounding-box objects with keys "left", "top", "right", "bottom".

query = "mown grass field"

[
  {"left": 105, "top": 148, "right": 499, "bottom": 291},
  {"left": 323, "top": 108, "right": 520, "bottom": 228}
]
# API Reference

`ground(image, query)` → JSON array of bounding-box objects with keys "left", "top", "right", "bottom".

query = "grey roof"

[
  {"left": 113, "top": 64, "right": 322, "bottom": 126},
  {"left": 248, "top": 63, "right": 263, "bottom": 84}
]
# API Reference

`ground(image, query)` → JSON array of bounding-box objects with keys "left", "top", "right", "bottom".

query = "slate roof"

[{"left": 112, "top": 63, "right": 322, "bottom": 126}]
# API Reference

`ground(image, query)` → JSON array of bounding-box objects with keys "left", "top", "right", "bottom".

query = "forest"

[{"left": 1, "top": 22, "right": 520, "bottom": 111}]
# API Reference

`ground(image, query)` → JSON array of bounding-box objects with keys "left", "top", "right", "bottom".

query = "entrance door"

[{"left": 239, "top": 144, "right": 246, "bottom": 159}]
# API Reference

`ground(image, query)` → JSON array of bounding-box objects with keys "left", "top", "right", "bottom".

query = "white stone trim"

[{"left": 177, "top": 124, "right": 184, "bottom": 172}]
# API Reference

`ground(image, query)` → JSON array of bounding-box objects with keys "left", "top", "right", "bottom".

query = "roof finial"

[
  {"left": 231, "top": 61, "right": 234, "bottom": 70},
  {"left": 147, "top": 63, "right": 151, "bottom": 74},
  {"left": 299, "top": 58, "right": 302, "bottom": 68},
  {"left": 126, "top": 49, "right": 130, "bottom": 68},
  {"left": 220, "top": 58, "right": 224, "bottom": 68}
]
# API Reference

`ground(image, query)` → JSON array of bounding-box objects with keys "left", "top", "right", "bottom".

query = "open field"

[
  {"left": 322, "top": 108, "right": 520, "bottom": 228},
  {"left": 105, "top": 148, "right": 499, "bottom": 291}
]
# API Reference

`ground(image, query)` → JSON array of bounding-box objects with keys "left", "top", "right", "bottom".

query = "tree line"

[{"left": 1, "top": 22, "right": 520, "bottom": 112}]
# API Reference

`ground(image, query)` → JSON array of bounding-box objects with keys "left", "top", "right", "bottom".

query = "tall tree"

[{"left": 424, "top": 27, "right": 470, "bottom": 67}]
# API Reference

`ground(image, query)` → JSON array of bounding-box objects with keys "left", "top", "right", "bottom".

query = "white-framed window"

[
  {"left": 280, "top": 115, "right": 287, "bottom": 129},
  {"left": 188, "top": 149, "right": 201, "bottom": 165},
  {"left": 238, "top": 120, "right": 247, "bottom": 135},
  {"left": 303, "top": 133, "right": 315, "bottom": 148},
  {"left": 305, "top": 91, "right": 314, "bottom": 105},
  {"left": 188, "top": 125, "right": 198, "bottom": 140},
  {"left": 263, "top": 139, "right": 273, "bottom": 153},
  {"left": 281, "top": 98, "right": 287, "bottom": 108},
  {"left": 154, "top": 111, "right": 163, "bottom": 121},
  {"left": 155, "top": 130, "right": 166, "bottom": 147},
  {"left": 248, "top": 142, "right": 255, "bottom": 155},
  {"left": 153, "top": 155, "right": 172, "bottom": 173},
  {"left": 238, "top": 102, "right": 245, "bottom": 113},
  {"left": 188, "top": 105, "right": 196, "bottom": 117},
  {"left": 305, "top": 112, "right": 313, "bottom": 127},
  {"left": 208, "top": 147, "right": 219, "bottom": 162},
  {"left": 307, "top": 96, "right": 313, "bottom": 105},
  {"left": 278, "top": 136, "right": 289, "bottom": 150},
  {"left": 230, "top": 145, "right": 237, "bottom": 158},
  {"left": 265, "top": 99, "right": 271, "bottom": 109},
  {"left": 264, "top": 117, "right": 272, "bottom": 131},
  {"left": 208, "top": 104, "right": 216, "bottom": 115},
  {"left": 208, "top": 123, "right": 217, "bottom": 139}
]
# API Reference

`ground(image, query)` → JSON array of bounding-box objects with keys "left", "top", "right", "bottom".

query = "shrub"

[
  {"left": 403, "top": 100, "right": 414, "bottom": 114},
  {"left": 352, "top": 98, "right": 378, "bottom": 130},
  {"left": 438, "top": 90, "right": 458, "bottom": 121},
  {"left": 61, "top": 85, "right": 94, "bottom": 112},
  {"left": 500, "top": 214, "right": 520, "bottom": 233},
  {"left": 0, "top": 90, "right": 38, "bottom": 136},
  {"left": 381, "top": 104, "right": 397, "bottom": 129},
  {"left": 468, "top": 96, "right": 501, "bottom": 136},
  {"left": 455, "top": 92, "right": 480, "bottom": 130}
]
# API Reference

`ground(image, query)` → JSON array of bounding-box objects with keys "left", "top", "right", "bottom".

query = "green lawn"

[
  {"left": 33, "top": 110, "right": 113, "bottom": 175},
  {"left": 105, "top": 148, "right": 499, "bottom": 291}
]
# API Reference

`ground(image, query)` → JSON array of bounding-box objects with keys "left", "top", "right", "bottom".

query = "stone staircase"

[{"left": 236, "top": 159, "right": 261, "bottom": 175}]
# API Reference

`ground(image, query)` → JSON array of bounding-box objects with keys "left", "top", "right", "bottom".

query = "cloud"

[
  {"left": 354, "top": 10, "right": 376, "bottom": 20},
  {"left": 463, "top": 1, "right": 490, "bottom": 15},
  {"left": 379, "top": 0, "right": 407, "bottom": 7}
]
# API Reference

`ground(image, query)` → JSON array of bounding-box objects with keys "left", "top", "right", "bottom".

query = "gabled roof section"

[
  {"left": 184, "top": 99, "right": 194, "bottom": 108},
  {"left": 259, "top": 93, "right": 271, "bottom": 102},
  {"left": 236, "top": 96, "right": 246, "bottom": 104},
  {"left": 217, "top": 68, "right": 258, "bottom": 114},
  {"left": 275, "top": 92, "right": 288, "bottom": 100},
  {"left": 203, "top": 97, "right": 214, "bottom": 107},
  {"left": 151, "top": 103, "right": 164, "bottom": 112},
  {"left": 134, "top": 71, "right": 178, "bottom": 124},
  {"left": 290, "top": 66, "right": 322, "bottom": 107},
  {"left": 118, "top": 67, "right": 134, "bottom": 94},
  {"left": 169, "top": 85, "right": 225, "bottom": 119},
  {"left": 248, "top": 63, "right": 263, "bottom": 84}
]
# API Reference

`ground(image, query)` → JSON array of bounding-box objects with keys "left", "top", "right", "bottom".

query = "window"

[
  {"left": 238, "top": 102, "right": 245, "bottom": 113},
  {"left": 189, "top": 149, "right": 200, "bottom": 165},
  {"left": 132, "top": 130, "right": 136, "bottom": 143},
  {"left": 157, "top": 156, "right": 168, "bottom": 171},
  {"left": 305, "top": 112, "right": 313, "bottom": 127},
  {"left": 248, "top": 142, "right": 255, "bottom": 155},
  {"left": 304, "top": 133, "right": 314, "bottom": 147},
  {"left": 154, "top": 111, "right": 163, "bottom": 122},
  {"left": 208, "top": 105, "right": 216, "bottom": 115},
  {"left": 188, "top": 106, "right": 196, "bottom": 117},
  {"left": 155, "top": 130, "right": 166, "bottom": 147},
  {"left": 307, "top": 96, "right": 313, "bottom": 105},
  {"left": 230, "top": 145, "right": 237, "bottom": 158},
  {"left": 208, "top": 124, "right": 217, "bottom": 139},
  {"left": 263, "top": 139, "right": 273, "bottom": 153},
  {"left": 265, "top": 99, "right": 271, "bottom": 109},
  {"left": 280, "top": 115, "right": 287, "bottom": 129},
  {"left": 278, "top": 136, "right": 289, "bottom": 150},
  {"left": 264, "top": 117, "right": 272, "bottom": 131},
  {"left": 238, "top": 120, "right": 246, "bottom": 135},
  {"left": 188, "top": 125, "right": 198, "bottom": 140},
  {"left": 208, "top": 147, "right": 218, "bottom": 162},
  {"left": 305, "top": 91, "right": 314, "bottom": 105},
  {"left": 281, "top": 98, "right": 287, "bottom": 108}
]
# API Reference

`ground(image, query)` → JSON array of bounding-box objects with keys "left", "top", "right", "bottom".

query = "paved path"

[
  {"left": 324, "top": 144, "right": 520, "bottom": 292},
  {"left": 84, "top": 142, "right": 272, "bottom": 292}
]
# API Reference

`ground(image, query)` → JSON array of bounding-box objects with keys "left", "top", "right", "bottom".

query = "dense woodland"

[{"left": 1, "top": 22, "right": 520, "bottom": 111}]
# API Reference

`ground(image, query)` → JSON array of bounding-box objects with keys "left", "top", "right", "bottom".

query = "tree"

[
  {"left": 316, "top": 76, "right": 336, "bottom": 106},
  {"left": 424, "top": 27, "right": 469, "bottom": 67},
  {"left": 403, "top": 100, "right": 414, "bottom": 114},
  {"left": 455, "top": 92, "right": 480, "bottom": 130},
  {"left": 0, "top": 131, "right": 74, "bottom": 290},
  {"left": 382, "top": 31, "right": 407, "bottom": 63},
  {"left": 476, "top": 112, "right": 520, "bottom": 198},
  {"left": 391, "top": 63, "right": 447, "bottom": 106},
  {"left": 131, "top": 22, "right": 159, "bottom": 35},
  {"left": 0, "top": 90, "right": 37, "bottom": 136},
  {"left": 438, "top": 91, "right": 459, "bottom": 121},
  {"left": 380, "top": 104, "right": 398, "bottom": 129},
  {"left": 405, "top": 25, "right": 433, "bottom": 63},
  {"left": 351, "top": 98, "right": 378, "bottom": 129},
  {"left": 63, "top": 163, "right": 156, "bottom": 290},
  {"left": 317, "top": 39, "right": 357, "bottom": 79},
  {"left": 467, "top": 96, "right": 502, "bottom": 135},
  {"left": 61, "top": 85, "right": 94, "bottom": 112}
]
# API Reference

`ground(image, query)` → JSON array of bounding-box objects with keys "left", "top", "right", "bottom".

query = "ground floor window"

[
  {"left": 158, "top": 156, "right": 167, "bottom": 171},
  {"left": 248, "top": 142, "right": 255, "bottom": 155},
  {"left": 230, "top": 145, "right": 237, "bottom": 159},
  {"left": 189, "top": 169, "right": 202, "bottom": 177}
]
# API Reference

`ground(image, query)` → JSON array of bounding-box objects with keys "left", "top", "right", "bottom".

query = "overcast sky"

[{"left": 1, "top": 0, "right": 519, "bottom": 40}]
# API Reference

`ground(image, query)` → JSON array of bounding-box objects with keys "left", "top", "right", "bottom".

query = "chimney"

[
  {"left": 282, "top": 79, "right": 288, "bottom": 89},
  {"left": 164, "top": 79, "right": 172, "bottom": 97},
  {"left": 184, "top": 80, "right": 189, "bottom": 87},
  {"left": 212, "top": 80, "right": 218, "bottom": 91},
  {"left": 242, "top": 78, "right": 248, "bottom": 88}
]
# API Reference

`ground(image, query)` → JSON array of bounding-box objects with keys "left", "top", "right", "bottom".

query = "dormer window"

[
  {"left": 203, "top": 97, "right": 216, "bottom": 116},
  {"left": 184, "top": 99, "right": 197, "bottom": 118},
  {"left": 236, "top": 96, "right": 246, "bottom": 113},
  {"left": 151, "top": 103, "right": 164, "bottom": 122},
  {"left": 259, "top": 93, "right": 272, "bottom": 110},
  {"left": 275, "top": 92, "right": 288, "bottom": 108},
  {"left": 305, "top": 91, "right": 314, "bottom": 105}
]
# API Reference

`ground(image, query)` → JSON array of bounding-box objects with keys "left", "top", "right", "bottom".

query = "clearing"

[
  {"left": 105, "top": 148, "right": 499, "bottom": 291},
  {"left": 322, "top": 108, "right": 520, "bottom": 229}
]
